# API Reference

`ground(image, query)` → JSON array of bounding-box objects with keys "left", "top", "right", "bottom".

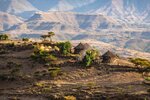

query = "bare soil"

[{"left": 0, "top": 41, "right": 149, "bottom": 100}]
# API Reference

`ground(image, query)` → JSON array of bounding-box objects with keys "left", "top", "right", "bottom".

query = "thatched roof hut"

[
  {"left": 102, "top": 50, "right": 118, "bottom": 63},
  {"left": 74, "top": 43, "right": 90, "bottom": 54}
]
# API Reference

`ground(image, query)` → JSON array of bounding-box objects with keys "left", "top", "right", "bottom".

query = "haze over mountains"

[{"left": 0, "top": 0, "right": 150, "bottom": 57}]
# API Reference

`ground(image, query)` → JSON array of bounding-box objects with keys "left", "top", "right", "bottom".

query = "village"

[{"left": 0, "top": 32, "right": 150, "bottom": 100}]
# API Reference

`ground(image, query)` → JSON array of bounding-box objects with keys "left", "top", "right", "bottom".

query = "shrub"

[
  {"left": 83, "top": 49, "right": 100, "bottom": 67},
  {"left": 0, "top": 34, "right": 9, "bottom": 40},
  {"left": 48, "top": 67, "right": 61, "bottom": 77},
  {"left": 10, "top": 68, "right": 21, "bottom": 77},
  {"left": 35, "top": 82, "right": 46, "bottom": 87},
  {"left": 22, "top": 38, "right": 29, "bottom": 41},
  {"left": 145, "top": 77, "right": 150, "bottom": 81},
  {"left": 148, "top": 88, "right": 150, "bottom": 93},
  {"left": 34, "top": 67, "right": 61, "bottom": 78},
  {"left": 31, "top": 48, "right": 49, "bottom": 61},
  {"left": 0, "top": 49, "right": 6, "bottom": 54},
  {"left": 57, "top": 41, "right": 72, "bottom": 55},
  {"left": 130, "top": 58, "right": 150, "bottom": 67},
  {"left": 64, "top": 96, "right": 76, "bottom": 100},
  {"left": 46, "top": 54, "right": 57, "bottom": 61},
  {"left": 6, "top": 42, "right": 15, "bottom": 48},
  {"left": 6, "top": 62, "right": 22, "bottom": 68},
  {"left": 0, "top": 74, "right": 15, "bottom": 81}
]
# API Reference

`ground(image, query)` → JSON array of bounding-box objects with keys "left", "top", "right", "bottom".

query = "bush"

[
  {"left": 46, "top": 54, "right": 57, "bottom": 61},
  {"left": 130, "top": 58, "right": 150, "bottom": 67},
  {"left": 0, "top": 34, "right": 9, "bottom": 40},
  {"left": 6, "top": 43, "right": 15, "bottom": 48},
  {"left": 22, "top": 38, "right": 29, "bottom": 41},
  {"left": 0, "top": 49, "right": 7, "bottom": 54},
  {"left": 145, "top": 77, "right": 150, "bottom": 81},
  {"left": 31, "top": 46, "right": 49, "bottom": 61},
  {"left": 57, "top": 41, "right": 72, "bottom": 55},
  {"left": 64, "top": 96, "right": 76, "bottom": 100},
  {"left": 0, "top": 74, "right": 16, "bottom": 81},
  {"left": 34, "top": 67, "right": 61, "bottom": 78},
  {"left": 6, "top": 62, "right": 22, "bottom": 68},
  {"left": 148, "top": 89, "right": 150, "bottom": 93},
  {"left": 83, "top": 49, "right": 100, "bottom": 67},
  {"left": 48, "top": 67, "right": 61, "bottom": 77}
]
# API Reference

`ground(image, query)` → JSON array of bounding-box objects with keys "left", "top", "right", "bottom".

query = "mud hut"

[
  {"left": 74, "top": 43, "right": 90, "bottom": 54},
  {"left": 102, "top": 50, "right": 118, "bottom": 63}
]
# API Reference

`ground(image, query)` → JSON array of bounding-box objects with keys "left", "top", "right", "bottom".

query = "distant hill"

[
  {"left": 28, "top": 0, "right": 150, "bottom": 24},
  {"left": 0, "top": 0, "right": 150, "bottom": 55},
  {"left": 0, "top": 12, "right": 22, "bottom": 31},
  {"left": 0, "top": 0, "right": 38, "bottom": 18}
]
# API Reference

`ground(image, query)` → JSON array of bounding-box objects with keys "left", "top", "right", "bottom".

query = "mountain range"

[{"left": 0, "top": 0, "right": 150, "bottom": 57}]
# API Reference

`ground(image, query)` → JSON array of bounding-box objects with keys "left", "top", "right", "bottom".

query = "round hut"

[
  {"left": 74, "top": 43, "right": 90, "bottom": 54},
  {"left": 102, "top": 50, "right": 118, "bottom": 63}
]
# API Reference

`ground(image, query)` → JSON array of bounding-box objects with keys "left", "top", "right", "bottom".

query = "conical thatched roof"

[
  {"left": 74, "top": 43, "right": 90, "bottom": 54},
  {"left": 102, "top": 50, "right": 118, "bottom": 63},
  {"left": 102, "top": 51, "right": 117, "bottom": 58},
  {"left": 74, "top": 43, "right": 90, "bottom": 50}
]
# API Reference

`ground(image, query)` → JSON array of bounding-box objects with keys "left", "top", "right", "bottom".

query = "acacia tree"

[
  {"left": 48, "top": 32, "right": 55, "bottom": 42},
  {"left": 0, "top": 34, "right": 9, "bottom": 40},
  {"left": 41, "top": 32, "right": 55, "bottom": 42},
  {"left": 41, "top": 35, "right": 47, "bottom": 41},
  {"left": 22, "top": 38, "right": 29, "bottom": 41}
]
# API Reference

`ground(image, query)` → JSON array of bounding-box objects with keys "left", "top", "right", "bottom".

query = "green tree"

[
  {"left": 41, "top": 35, "right": 47, "bottom": 41},
  {"left": 41, "top": 32, "right": 55, "bottom": 42},
  {"left": 83, "top": 49, "right": 100, "bottom": 67},
  {"left": 0, "top": 34, "right": 9, "bottom": 40},
  {"left": 22, "top": 38, "right": 29, "bottom": 41},
  {"left": 48, "top": 32, "right": 55, "bottom": 42},
  {"left": 57, "top": 41, "right": 72, "bottom": 55}
]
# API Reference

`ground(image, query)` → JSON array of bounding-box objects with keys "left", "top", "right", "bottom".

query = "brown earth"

[{"left": 0, "top": 41, "right": 149, "bottom": 100}]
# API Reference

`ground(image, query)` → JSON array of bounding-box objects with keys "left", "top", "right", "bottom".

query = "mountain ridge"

[{"left": 0, "top": 0, "right": 150, "bottom": 55}]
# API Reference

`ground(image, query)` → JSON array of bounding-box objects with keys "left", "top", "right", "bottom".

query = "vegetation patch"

[
  {"left": 64, "top": 95, "right": 76, "bottom": 100},
  {"left": 48, "top": 67, "right": 62, "bottom": 77},
  {"left": 57, "top": 41, "right": 72, "bottom": 55},
  {"left": 82, "top": 49, "right": 100, "bottom": 67},
  {"left": 0, "top": 74, "right": 16, "bottom": 81},
  {"left": 22, "top": 38, "right": 29, "bottom": 41},
  {"left": 0, "top": 34, "right": 9, "bottom": 40},
  {"left": 0, "top": 49, "right": 7, "bottom": 54},
  {"left": 34, "top": 67, "right": 61, "bottom": 78},
  {"left": 6, "top": 62, "right": 22, "bottom": 69},
  {"left": 145, "top": 77, "right": 150, "bottom": 81},
  {"left": 130, "top": 58, "right": 150, "bottom": 67}
]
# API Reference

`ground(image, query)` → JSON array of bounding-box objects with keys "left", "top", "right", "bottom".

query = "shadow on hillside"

[{"left": 105, "top": 65, "right": 150, "bottom": 73}]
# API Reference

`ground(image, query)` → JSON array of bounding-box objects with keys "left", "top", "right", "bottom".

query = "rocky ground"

[{"left": 0, "top": 41, "right": 149, "bottom": 100}]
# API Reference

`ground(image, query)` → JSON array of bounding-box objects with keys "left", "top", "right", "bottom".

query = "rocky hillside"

[
  {"left": 29, "top": 0, "right": 150, "bottom": 24},
  {"left": 0, "top": 40, "right": 149, "bottom": 100},
  {"left": 10, "top": 12, "right": 121, "bottom": 31},
  {"left": 5, "top": 11, "right": 150, "bottom": 53},
  {"left": 0, "top": 0, "right": 38, "bottom": 18},
  {"left": 0, "top": 0, "right": 150, "bottom": 55},
  {"left": 0, "top": 12, "right": 22, "bottom": 31}
]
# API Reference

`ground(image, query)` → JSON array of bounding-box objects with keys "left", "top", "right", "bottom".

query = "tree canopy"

[
  {"left": 57, "top": 41, "right": 72, "bottom": 55},
  {"left": 41, "top": 32, "right": 55, "bottom": 42},
  {"left": 0, "top": 34, "right": 9, "bottom": 40}
]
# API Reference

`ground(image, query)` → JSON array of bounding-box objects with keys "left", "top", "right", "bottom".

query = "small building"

[
  {"left": 74, "top": 43, "right": 90, "bottom": 54},
  {"left": 74, "top": 43, "right": 91, "bottom": 61},
  {"left": 102, "top": 50, "right": 118, "bottom": 63}
]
